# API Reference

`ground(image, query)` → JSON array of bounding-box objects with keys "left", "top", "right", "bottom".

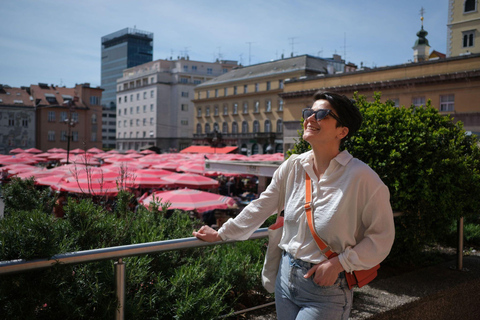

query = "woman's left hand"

[{"left": 304, "top": 256, "right": 344, "bottom": 286}]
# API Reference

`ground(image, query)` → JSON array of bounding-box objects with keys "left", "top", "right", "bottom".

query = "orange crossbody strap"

[{"left": 304, "top": 172, "right": 336, "bottom": 259}]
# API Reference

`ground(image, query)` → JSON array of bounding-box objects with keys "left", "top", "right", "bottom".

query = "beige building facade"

[
  {"left": 280, "top": 54, "right": 480, "bottom": 152},
  {"left": 448, "top": 0, "right": 480, "bottom": 57},
  {"left": 193, "top": 55, "right": 346, "bottom": 155}
]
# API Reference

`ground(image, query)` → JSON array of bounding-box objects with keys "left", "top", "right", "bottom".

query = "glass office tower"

[{"left": 100, "top": 28, "right": 153, "bottom": 148}]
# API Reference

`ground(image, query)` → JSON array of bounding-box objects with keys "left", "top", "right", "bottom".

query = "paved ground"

[{"left": 246, "top": 253, "right": 480, "bottom": 320}]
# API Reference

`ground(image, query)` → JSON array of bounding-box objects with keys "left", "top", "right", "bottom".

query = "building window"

[
  {"left": 223, "top": 105, "right": 228, "bottom": 115},
  {"left": 91, "top": 114, "right": 97, "bottom": 124},
  {"left": 215, "top": 89, "right": 218, "bottom": 97},
  {"left": 463, "top": 30, "right": 475, "bottom": 48},
  {"left": 278, "top": 99, "right": 284, "bottom": 111},
  {"left": 48, "top": 130, "right": 55, "bottom": 141},
  {"left": 213, "top": 123, "right": 219, "bottom": 132},
  {"left": 91, "top": 132, "right": 97, "bottom": 142},
  {"left": 130, "top": 94, "right": 133, "bottom": 102},
  {"left": 222, "top": 122, "right": 228, "bottom": 134},
  {"left": 206, "top": 90, "right": 210, "bottom": 98},
  {"left": 71, "top": 112, "right": 78, "bottom": 122},
  {"left": 412, "top": 96, "right": 425, "bottom": 107},
  {"left": 150, "top": 104, "right": 154, "bottom": 112},
  {"left": 130, "top": 107, "right": 133, "bottom": 114},
  {"left": 72, "top": 131, "right": 78, "bottom": 142},
  {"left": 279, "top": 80, "right": 284, "bottom": 89},
  {"left": 255, "top": 83, "right": 259, "bottom": 92},
  {"left": 265, "top": 100, "right": 272, "bottom": 112},
  {"left": 265, "top": 119, "right": 271, "bottom": 132},
  {"left": 242, "top": 121, "right": 248, "bottom": 133},
  {"left": 130, "top": 119, "right": 133, "bottom": 126},
  {"left": 192, "top": 65, "right": 197, "bottom": 71},
  {"left": 118, "top": 109, "right": 122, "bottom": 116},
  {"left": 266, "top": 81, "right": 271, "bottom": 90},
  {"left": 136, "top": 106, "right": 140, "bottom": 114},
  {"left": 440, "top": 94, "right": 455, "bottom": 112},
  {"left": 253, "top": 120, "right": 260, "bottom": 133},
  {"left": 464, "top": 0, "right": 476, "bottom": 12},
  {"left": 21, "top": 119, "right": 28, "bottom": 127},
  {"left": 224, "top": 88, "right": 228, "bottom": 96},
  {"left": 234, "top": 86, "right": 237, "bottom": 95},
  {"left": 205, "top": 123, "right": 211, "bottom": 133},
  {"left": 197, "top": 123, "right": 202, "bottom": 134},
  {"left": 277, "top": 119, "right": 283, "bottom": 133},
  {"left": 124, "top": 96, "right": 127, "bottom": 102},
  {"left": 124, "top": 120, "right": 127, "bottom": 127},
  {"left": 244, "top": 84, "right": 248, "bottom": 93},
  {"left": 197, "top": 107, "right": 202, "bottom": 117},
  {"left": 143, "top": 105, "right": 147, "bottom": 113},
  {"left": 90, "top": 96, "right": 100, "bottom": 105},
  {"left": 7, "top": 117, "right": 14, "bottom": 126},
  {"left": 214, "top": 106, "right": 219, "bottom": 116},
  {"left": 181, "top": 119, "right": 188, "bottom": 125},
  {"left": 136, "top": 119, "right": 140, "bottom": 126},
  {"left": 48, "top": 111, "right": 55, "bottom": 122},
  {"left": 207, "top": 68, "right": 213, "bottom": 75},
  {"left": 150, "top": 90, "right": 154, "bottom": 98},
  {"left": 183, "top": 65, "right": 188, "bottom": 72},
  {"left": 143, "top": 92, "right": 147, "bottom": 99},
  {"left": 118, "top": 97, "right": 122, "bottom": 105},
  {"left": 181, "top": 91, "right": 189, "bottom": 97},
  {"left": 254, "top": 101, "right": 260, "bottom": 113},
  {"left": 232, "top": 121, "right": 238, "bottom": 134},
  {"left": 118, "top": 121, "right": 121, "bottom": 128},
  {"left": 233, "top": 103, "right": 238, "bottom": 114},
  {"left": 181, "top": 104, "right": 189, "bottom": 111},
  {"left": 60, "top": 111, "right": 67, "bottom": 122},
  {"left": 143, "top": 118, "right": 146, "bottom": 126},
  {"left": 243, "top": 102, "right": 248, "bottom": 114},
  {"left": 206, "top": 107, "right": 210, "bottom": 116}
]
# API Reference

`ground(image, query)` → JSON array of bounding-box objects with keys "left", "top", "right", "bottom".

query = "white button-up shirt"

[{"left": 218, "top": 150, "right": 395, "bottom": 272}]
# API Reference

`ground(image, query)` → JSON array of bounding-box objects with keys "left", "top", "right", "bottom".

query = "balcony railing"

[{"left": 0, "top": 228, "right": 269, "bottom": 320}]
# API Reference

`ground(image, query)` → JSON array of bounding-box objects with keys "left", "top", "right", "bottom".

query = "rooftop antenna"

[
  {"left": 341, "top": 32, "right": 347, "bottom": 62},
  {"left": 246, "top": 42, "right": 254, "bottom": 65},
  {"left": 288, "top": 37, "right": 298, "bottom": 57},
  {"left": 217, "top": 47, "right": 223, "bottom": 60}
]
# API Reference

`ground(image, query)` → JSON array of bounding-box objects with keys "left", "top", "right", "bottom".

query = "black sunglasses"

[{"left": 302, "top": 108, "right": 345, "bottom": 126}]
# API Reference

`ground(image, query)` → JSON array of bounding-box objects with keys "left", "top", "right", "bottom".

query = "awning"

[{"left": 180, "top": 146, "right": 238, "bottom": 154}]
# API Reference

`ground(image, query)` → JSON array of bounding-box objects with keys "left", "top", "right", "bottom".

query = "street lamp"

[{"left": 62, "top": 100, "right": 78, "bottom": 164}]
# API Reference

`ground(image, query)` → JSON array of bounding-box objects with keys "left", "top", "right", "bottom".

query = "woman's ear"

[{"left": 338, "top": 126, "right": 349, "bottom": 140}]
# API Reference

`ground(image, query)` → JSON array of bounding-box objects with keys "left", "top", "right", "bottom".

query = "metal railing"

[{"left": 0, "top": 228, "right": 269, "bottom": 320}]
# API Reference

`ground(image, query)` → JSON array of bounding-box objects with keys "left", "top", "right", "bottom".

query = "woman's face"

[{"left": 302, "top": 99, "right": 347, "bottom": 147}]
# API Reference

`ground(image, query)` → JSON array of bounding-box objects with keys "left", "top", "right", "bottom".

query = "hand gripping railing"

[{"left": 0, "top": 228, "right": 269, "bottom": 320}]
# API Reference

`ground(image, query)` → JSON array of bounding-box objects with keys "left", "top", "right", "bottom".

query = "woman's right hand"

[{"left": 192, "top": 225, "right": 222, "bottom": 242}]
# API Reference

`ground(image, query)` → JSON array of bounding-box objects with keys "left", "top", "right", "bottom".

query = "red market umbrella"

[
  {"left": 70, "top": 148, "right": 85, "bottom": 154},
  {"left": 87, "top": 147, "right": 104, "bottom": 154},
  {"left": 141, "top": 189, "right": 237, "bottom": 213},
  {"left": 34, "top": 173, "right": 72, "bottom": 187},
  {"left": 176, "top": 162, "right": 205, "bottom": 174},
  {"left": 0, "top": 156, "right": 37, "bottom": 165},
  {"left": 140, "top": 149, "right": 156, "bottom": 154},
  {"left": 151, "top": 161, "right": 179, "bottom": 171},
  {"left": 53, "top": 180, "right": 128, "bottom": 196},
  {"left": 24, "top": 148, "right": 42, "bottom": 154},
  {"left": 47, "top": 148, "right": 67, "bottom": 153},
  {"left": 161, "top": 173, "right": 219, "bottom": 189},
  {"left": 9, "top": 148, "right": 24, "bottom": 154}
]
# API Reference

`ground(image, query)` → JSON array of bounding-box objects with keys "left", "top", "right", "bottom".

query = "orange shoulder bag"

[{"left": 304, "top": 172, "right": 380, "bottom": 290}]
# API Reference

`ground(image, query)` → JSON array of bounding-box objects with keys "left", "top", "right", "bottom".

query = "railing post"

[
  {"left": 457, "top": 217, "right": 464, "bottom": 271},
  {"left": 115, "top": 258, "right": 126, "bottom": 320}
]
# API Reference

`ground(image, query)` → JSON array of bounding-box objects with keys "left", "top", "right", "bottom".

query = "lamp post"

[{"left": 62, "top": 100, "right": 78, "bottom": 165}]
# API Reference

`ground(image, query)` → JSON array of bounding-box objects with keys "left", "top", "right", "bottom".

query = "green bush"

[
  {"left": 289, "top": 92, "right": 480, "bottom": 263},
  {"left": 0, "top": 179, "right": 267, "bottom": 319}
]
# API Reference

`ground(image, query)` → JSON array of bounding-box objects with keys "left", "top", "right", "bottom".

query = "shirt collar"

[{"left": 300, "top": 149, "right": 353, "bottom": 167}]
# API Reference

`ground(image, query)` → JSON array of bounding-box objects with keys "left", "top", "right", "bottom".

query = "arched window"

[
  {"left": 232, "top": 121, "right": 238, "bottom": 134},
  {"left": 242, "top": 121, "right": 249, "bottom": 133},
  {"left": 264, "top": 119, "right": 271, "bottom": 132},
  {"left": 197, "top": 123, "right": 202, "bottom": 134},
  {"left": 91, "top": 114, "right": 97, "bottom": 124},
  {"left": 213, "top": 122, "right": 219, "bottom": 132},
  {"left": 276, "top": 119, "right": 283, "bottom": 133},
  {"left": 253, "top": 120, "right": 260, "bottom": 133},
  {"left": 252, "top": 143, "right": 259, "bottom": 155},
  {"left": 222, "top": 122, "right": 228, "bottom": 134},
  {"left": 205, "top": 123, "right": 211, "bottom": 133}
]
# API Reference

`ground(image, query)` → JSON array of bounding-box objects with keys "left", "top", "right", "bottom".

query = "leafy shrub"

[{"left": 0, "top": 184, "right": 267, "bottom": 319}]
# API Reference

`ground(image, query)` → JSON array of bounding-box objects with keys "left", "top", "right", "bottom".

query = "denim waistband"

[{"left": 283, "top": 250, "right": 346, "bottom": 278}]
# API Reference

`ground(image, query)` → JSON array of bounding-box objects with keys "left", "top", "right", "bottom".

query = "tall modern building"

[{"left": 101, "top": 27, "right": 153, "bottom": 149}]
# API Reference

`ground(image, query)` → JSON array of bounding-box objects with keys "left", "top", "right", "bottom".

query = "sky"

[{"left": 0, "top": 0, "right": 449, "bottom": 89}]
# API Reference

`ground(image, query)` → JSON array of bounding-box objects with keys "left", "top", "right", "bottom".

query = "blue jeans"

[{"left": 275, "top": 251, "right": 353, "bottom": 320}]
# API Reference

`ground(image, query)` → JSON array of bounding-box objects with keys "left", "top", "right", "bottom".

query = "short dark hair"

[{"left": 312, "top": 91, "right": 363, "bottom": 141}]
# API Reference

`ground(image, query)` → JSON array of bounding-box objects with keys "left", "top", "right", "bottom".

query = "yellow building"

[
  {"left": 448, "top": 0, "right": 480, "bottom": 57},
  {"left": 192, "top": 55, "right": 348, "bottom": 155},
  {"left": 280, "top": 53, "right": 480, "bottom": 152}
]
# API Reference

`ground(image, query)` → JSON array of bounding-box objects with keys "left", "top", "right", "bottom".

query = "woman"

[{"left": 193, "top": 91, "right": 395, "bottom": 320}]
